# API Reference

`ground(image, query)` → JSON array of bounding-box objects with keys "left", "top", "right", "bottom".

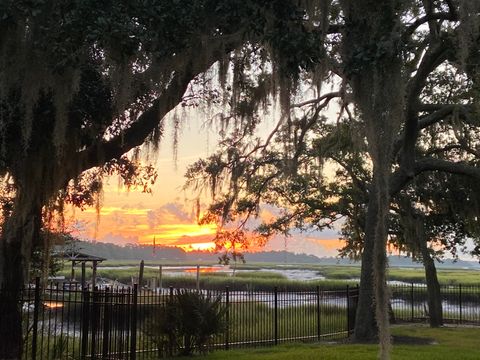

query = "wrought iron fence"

[
  {"left": 16, "top": 280, "right": 358, "bottom": 359},
  {"left": 21, "top": 280, "right": 139, "bottom": 360},
  {"left": 390, "top": 283, "right": 480, "bottom": 324},
  {"left": 12, "top": 280, "right": 480, "bottom": 359}
]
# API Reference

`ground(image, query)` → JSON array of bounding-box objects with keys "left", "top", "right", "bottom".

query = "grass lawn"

[{"left": 175, "top": 326, "right": 480, "bottom": 360}]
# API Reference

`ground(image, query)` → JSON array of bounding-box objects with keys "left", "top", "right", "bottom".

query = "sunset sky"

[{"left": 69, "top": 110, "right": 346, "bottom": 257}]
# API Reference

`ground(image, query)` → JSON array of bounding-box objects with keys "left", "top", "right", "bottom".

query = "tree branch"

[
  {"left": 397, "top": 40, "right": 453, "bottom": 172},
  {"left": 330, "top": 154, "right": 368, "bottom": 194},
  {"left": 406, "top": 41, "right": 451, "bottom": 114},
  {"left": 424, "top": 144, "right": 465, "bottom": 156},
  {"left": 415, "top": 157, "right": 480, "bottom": 179},
  {"left": 417, "top": 104, "right": 458, "bottom": 129},
  {"left": 292, "top": 92, "right": 340, "bottom": 160},
  {"left": 77, "top": 38, "right": 242, "bottom": 176},
  {"left": 291, "top": 91, "right": 341, "bottom": 108},
  {"left": 402, "top": 12, "right": 457, "bottom": 41},
  {"left": 390, "top": 156, "right": 480, "bottom": 196}
]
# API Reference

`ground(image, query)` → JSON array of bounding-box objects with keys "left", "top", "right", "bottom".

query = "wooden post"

[
  {"left": 158, "top": 265, "right": 163, "bottom": 289},
  {"left": 196, "top": 265, "right": 200, "bottom": 291},
  {"left": 81, "top": 262, "right": 86, "bottom": 289},
  {"left": 138, "top": 260, "right": 144, "bottom": 289},
  {"left": 92, "top": 261, "right": 97, "bottom": 290},
  {"left": 71, "top": 261, "right": 75, "bottom": 281}
]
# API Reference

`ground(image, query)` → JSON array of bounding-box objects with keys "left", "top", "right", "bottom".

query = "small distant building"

[{"left": 61, "top": 251, "right": 106, "bottom": 289}]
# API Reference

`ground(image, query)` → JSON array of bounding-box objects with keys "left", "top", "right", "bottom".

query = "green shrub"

[{"left": 147, "top": 290, "right": 226, "bottom": 357}]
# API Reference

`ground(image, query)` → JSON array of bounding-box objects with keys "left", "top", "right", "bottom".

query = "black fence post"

[
  {"left": 121, "top": 288, "right": 128, "bottom": 356},
  {"left": 225, "top": 286, "right": 230, "bottom": 351},
  {"left": 346, "top": 285, "right": 350, "bottom": 334},
  {"left": 274, "top": 287, "right": 278, "bottom": 346},
  {"left": 91, "top": 287, "right": 100, "bottom": 359},
  {"left": 130, "top": 284, "right": 138, "bottom": 360},
  {"left": 410, "top": 282, "right": 414, "bottom": 321},
  {"left": 316, "top": 285, "right": 321, "bottom": 341},
  {"left": 31, "top": 277, "right": 41, "bottom": 360},
  {"left": 459, "top": 284, "right": 462, "bottom": 324},
  {"left": 81, "top": 288, "right": 90, "bottom": 360},
  {"left": 102, "top": 287, "right": 111, "bottom": 359},
  {"left": 169, "top": 286, "right": 174, "bottom": 356},
  {"left": 354, "top": 284, "right": 359, "bottom": 331}
]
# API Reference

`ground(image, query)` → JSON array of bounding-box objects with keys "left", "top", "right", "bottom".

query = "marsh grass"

[
  {"left": 57, "top": 267, "right": 355, "bottom": 290},
  {"left": 57, "top": 262, "right": 480, "bottom": 297}
]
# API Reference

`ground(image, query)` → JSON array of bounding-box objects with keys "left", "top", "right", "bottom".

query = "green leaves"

[{"left": 147, "top": 290, "right": 226, "bottom": 356}]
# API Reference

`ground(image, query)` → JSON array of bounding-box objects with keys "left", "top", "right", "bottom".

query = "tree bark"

[
  {"left": 405, "top": 208, "right": 443, "bottom": 328},
  {"left": 420, "top": 241, "right": 443, "bottom": 327},
  {"left": 0, "top": 195, "right": 42, "bottom": 359},
  {"left": 0, "top": 241, "right": 24, "bottom": 360},
  {"left": 353, "top": 194, "right": 378, "bottom": 342}
]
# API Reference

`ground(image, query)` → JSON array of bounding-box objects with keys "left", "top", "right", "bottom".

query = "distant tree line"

[{"left": 67, "top": 240, "right": 187, "bottom": 261}]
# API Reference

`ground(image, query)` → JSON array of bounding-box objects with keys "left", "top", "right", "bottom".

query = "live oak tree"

[
  {"left": 186, "top": 1, "right": 480, "bottom": 359},
  {"left": 323, "top": 4, "right": 480, "bottom": 356},
  {"left": 0, "top": 1, "right": 321, "bottom": 358}
]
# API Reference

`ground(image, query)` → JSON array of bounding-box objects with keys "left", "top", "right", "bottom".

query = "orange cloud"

[
  {"left": 306, "top": 237, "right": 345, "bottom": 251},
  {"left": 71, "top": 201, "right": 218, "bottom": 250}
]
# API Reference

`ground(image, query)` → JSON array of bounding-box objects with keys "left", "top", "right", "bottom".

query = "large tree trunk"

[
  {"left": 369, "top": 170, "right": 393, "bottom": 360},
  {"left": 353, "top": 194, "right": 378, "bottom": 342},
  {"left": 0, "top": 240, "right": 24, "bottom": 360},
  {"left": 341, "top": 2, "right": 405, "bottom": 358},
  {"left": 0, "top": 193, "right": 42, "bottom": 359},
  {"left": 406, "top": 209, "right": 443, "bottom": 327},
  {"left": 420, "top": 242, "right": 443, "bottom": 327}
]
